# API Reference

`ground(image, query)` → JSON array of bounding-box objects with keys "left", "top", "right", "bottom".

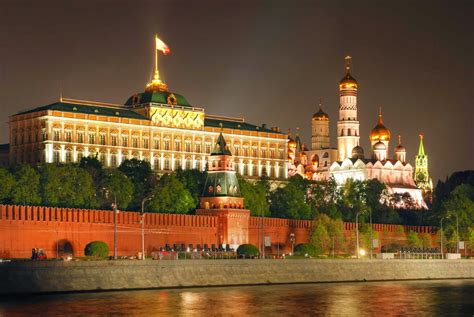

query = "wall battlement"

[{"left": 0, "top": 204, "right": 441, "bottom": 259}]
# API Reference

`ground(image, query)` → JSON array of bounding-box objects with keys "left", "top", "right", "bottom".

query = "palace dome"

[
  {"left": 370, "top": 113, "right": 391, "bottom": 142},
  {"left": 124, "top": 91, "right": 191, "bottom": 108}
]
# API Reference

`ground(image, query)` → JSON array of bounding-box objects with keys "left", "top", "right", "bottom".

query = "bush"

[
  {"left": 84, "top": 241, "right": 109, "bottom": 258},
  {"left": 236, "top": 244, "right": 259, "bottom": 257},
  {"left": 294, "top": 243, "right": 318, "bottom": 257}
]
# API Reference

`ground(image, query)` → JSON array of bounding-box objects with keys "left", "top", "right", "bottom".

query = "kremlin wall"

[{"left": 0, "top": 204, "right": 440, "bottom": 259}]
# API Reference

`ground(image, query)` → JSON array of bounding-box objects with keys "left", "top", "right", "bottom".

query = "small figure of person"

[{"left": 31, "top": 248, "right": 36, "bottom": 260}]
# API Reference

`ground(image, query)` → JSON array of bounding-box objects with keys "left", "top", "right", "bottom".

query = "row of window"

[{"left": 50, "top": 150, "right": 284, "bottom": 177}]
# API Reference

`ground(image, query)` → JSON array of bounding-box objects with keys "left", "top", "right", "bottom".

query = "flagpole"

[{"left": 154, "top": 35, "right": 159, "bottom": 79}]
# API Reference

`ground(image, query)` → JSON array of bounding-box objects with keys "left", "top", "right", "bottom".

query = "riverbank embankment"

[{"left": 1, "top": 259, "right": 473, "bottom": 295}]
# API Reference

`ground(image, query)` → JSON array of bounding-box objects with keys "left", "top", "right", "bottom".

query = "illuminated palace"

[
  {"left": 3, "top": 39, "right": 288, "bottom": 181},
  {"left": 288, "top": 56, "right": 432, "bottom": 208}
]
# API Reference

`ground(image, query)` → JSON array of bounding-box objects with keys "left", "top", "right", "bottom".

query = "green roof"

[
  {"left": 16, "top": 102, "right": 148, "bottom": 120},
  {"left": 211, "top": 133, "right": 232, "bottom": 156},
  {"left": 201, "top": 171, "right": 241, "bottom": 198},
  {"left": 204, "top": 118, "right": 282, "bottom": 134},
  {"left": 124, "top": 91, "right": 191, "bottom": 107}
]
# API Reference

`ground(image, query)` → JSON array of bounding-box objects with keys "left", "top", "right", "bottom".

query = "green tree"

[
  {"left": 101, "top": 169, "right": 134, "bottom": 210},
  {"left": 10, "top": 164, "right": 41, "bottom": 205},
  {"left": 148, "top": 173, "right": 195, "bottom": 213},
  {"left": 39, "top": 164, "right": 97, "bottom": 208},
  {"left": 421, "top": 233, "right": 432, "bottom": 248},
  {"left": 0, "top": 167, "right": 15, "bottom": 203},
  {"left": 119, "top": 159, "right": 156, "bottom": 210},
  {"left": 310, "top": 214, "right": 332, "bottom": 255},
  {"left": 270, "top": 175, "right": 311, "bottom": 219},
  {"left": 238, "top": 176, "right": 269, "bottom": 216},
  {"left": 406, "top": 231, "right": 422, "bottom": 248},
  {"left": 175, "top": 168, "right": 207, "bottom": 209}
]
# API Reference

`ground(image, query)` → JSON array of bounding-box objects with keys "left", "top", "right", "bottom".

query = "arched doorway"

[{"left": 56, "top": 239, "right": 74, "bottom": 258}]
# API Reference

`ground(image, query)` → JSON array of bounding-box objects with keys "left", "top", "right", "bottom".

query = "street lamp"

[
  {"left": 440, "top": 218, "right": 444, "bottom": 259},
  {"left": 454, "top": 213, "right": 459, "bottom": 254},
  {"left": 140, "top": 194, "right": 154, "bottom": 261},
  {"left": 103, "top": 188, "right": 118, "bottom": 260},
  {"left": 369, "top": 208, "right": 373, "bottom": 260},
  {"left": 355, "top": 211, "right": 360, "bottom": 259}
]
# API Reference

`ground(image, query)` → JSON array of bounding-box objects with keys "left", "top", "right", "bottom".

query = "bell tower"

[{"left": 337, "top": 56, "right": 360, "bottom": 161}]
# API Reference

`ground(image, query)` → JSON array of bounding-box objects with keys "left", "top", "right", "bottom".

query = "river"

[{"left": 0, "top": 280, "right": 472, "bottom": 316}]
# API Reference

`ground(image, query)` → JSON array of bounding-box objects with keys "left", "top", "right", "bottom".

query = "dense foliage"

[
  {"left": 294, "top": 243, "right": 318, "bottom": 257},
  {"left": 84, "top": 241, "right": 109, "bottom": 258},
  {"left": 236, "top": 244, "right": 259, "bottom": 257}
]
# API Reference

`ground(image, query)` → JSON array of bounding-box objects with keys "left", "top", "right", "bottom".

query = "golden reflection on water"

[{"left": 0, "top": 280, "right": 472, "bottom": 316}]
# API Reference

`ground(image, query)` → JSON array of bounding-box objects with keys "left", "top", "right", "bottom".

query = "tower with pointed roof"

[
  {"left": 337, "top": 56, "right": 360, "bottom": 161},
  {"left": 196, "top": 132, "right": 250, "bottom": 249},
  {"left": 414, "top": 134, "right": 433, "bottom": 194},
  {"left": 311, "top": 99, "right": 330, "bottom": 150}
]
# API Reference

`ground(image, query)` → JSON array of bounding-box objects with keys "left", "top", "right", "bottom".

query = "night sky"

[{"left": 0, "top": 0, "right": 472, "bottom": 182}]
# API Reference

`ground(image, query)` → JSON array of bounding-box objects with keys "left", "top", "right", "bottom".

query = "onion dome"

[
  {"left": 351, "top": 145, "right": 365, "bottom": 158},
  {"left": 288, "top": 137, "right": 296, "bottom": 149},
  {"left": 370, "top": 109, "right": 391, "bottom": 142},
  {"left": 339, "top": 56, "right": 358, "bottom": 89},
  {"left": 312, "top": 101, "right": 329, "bottom": 121},
  {"left": 373, "top": 141, "right": 386, "bottom": 151},
  {"left": 395, "top": 135, "right": 406, "bottom": 152}
]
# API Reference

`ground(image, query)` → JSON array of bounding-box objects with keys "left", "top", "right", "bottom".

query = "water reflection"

[{"left": 0, "top": 280, "right": 472, "bottom": 316}]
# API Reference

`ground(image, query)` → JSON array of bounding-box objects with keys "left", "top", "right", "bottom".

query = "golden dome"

[
  {"left": 339, "top": 56, "right": 357, "bottom": 89},
  {"left": 339, "top": 73, "right": 358, "bottom": 89},
  {"left": 370, "top": 111, "right": 391, "bottom": 142},
  {"left": 288, "top": 138, "right": 296, "bottom": 149}
]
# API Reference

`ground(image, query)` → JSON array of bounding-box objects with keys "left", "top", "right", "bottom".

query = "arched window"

[{"left": 164, "top": 157, "right": 171, "bottom": 170}]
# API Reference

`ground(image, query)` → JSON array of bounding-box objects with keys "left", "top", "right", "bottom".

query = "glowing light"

[{"left": 359, "top": 249, "right": 366, "bottom": 256}]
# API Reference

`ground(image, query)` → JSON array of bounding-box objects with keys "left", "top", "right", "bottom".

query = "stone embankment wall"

[{"left": 0, "top": 259, "right": 472, "bottom": 295}]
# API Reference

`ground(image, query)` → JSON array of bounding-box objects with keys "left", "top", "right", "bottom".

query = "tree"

[
  {"left": 10, "top": 164, "right": 41, "bottom": 205},
  {"left": 0, "top": 167, "right": 15, "bottom": 203},
  {"left": 310, "top": 214, "right": 332, "bottom": 255},
  {"left": 270, "top": 175, "right": 311, "bottom": 219},
  {"left": 421, "top": 233, "right": 432, "bottom": 248},
  {"left": 101, "top": 169, "right": 134, "bottom": 210},
  {"left": 406, "top": 231, "right": 422, "bottom": 248},
  {"left": 39, "top": 164, "right": 97, "bottom": 208},
  {"left": 238, "top": 176, "right": 269, "bottom": 216},
  {"left": 175, "top": 168, "right": 207, "bottom": 209},
  {"left": 148, "top": 173, "right": 195, "bottom": 214},
  {"left": 118, "top": 159, "right": 156, "bottom": 210}
]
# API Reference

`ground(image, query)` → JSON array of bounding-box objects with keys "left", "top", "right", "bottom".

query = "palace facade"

[{"left": 3, "top": 43, "right": 288, "bottom": 181}]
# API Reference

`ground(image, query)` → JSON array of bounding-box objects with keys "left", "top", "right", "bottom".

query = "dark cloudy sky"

[{"left": 0, "top": 0, "right": 472, "bottom": 182}]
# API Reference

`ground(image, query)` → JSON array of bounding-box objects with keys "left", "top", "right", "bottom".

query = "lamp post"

[
  {"left": 103, "top": 188, "right": 118, "bottom": 260},
  {"left": 356, "top": 211, "right": 360, "bottom": 259},
  {"left": 140, "top": 194, "right": 154, "bottom": 261},
  {"left": 369, "top": 208, "right": 373, "bottom": 260},
  {"left": 440, "top": 218, "right": 444, "bottom": 259},
  {"left": 454, "top": 213, "right": 459, "bottom": 254}
]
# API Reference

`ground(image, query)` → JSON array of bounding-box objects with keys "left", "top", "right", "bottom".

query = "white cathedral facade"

[{"left": 288, "top": 56, "right": 427, "bottom": 209}]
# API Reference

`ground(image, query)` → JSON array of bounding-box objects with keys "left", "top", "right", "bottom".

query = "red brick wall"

[
  {"left": 0, "top": 205, "right": 218, "bottom": 258},
  {"left": 0, "top": 204, "right": 458, "bottom": 259}
]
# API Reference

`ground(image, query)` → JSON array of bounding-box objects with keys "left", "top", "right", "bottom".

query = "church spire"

[
  {"left": 415, "top": 133, "right": 432, "bottom": 195},
  {"left": 418, "top": 133, "right": 425, "bottom": 156}
]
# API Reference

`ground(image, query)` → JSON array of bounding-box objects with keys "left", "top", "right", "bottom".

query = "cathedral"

[{"left": 288, "top": 56, "right": 432, "bottom": 209}]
